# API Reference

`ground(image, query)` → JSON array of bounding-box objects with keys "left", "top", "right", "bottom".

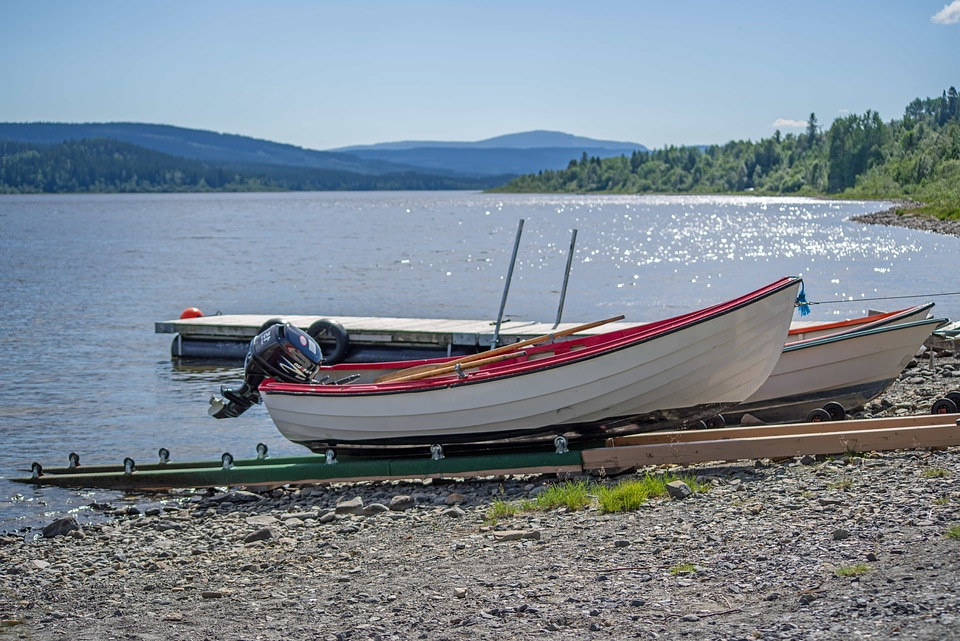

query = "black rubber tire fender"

[
  {"left": 821, "top": 401, "right": 846, "bottom": 421},
  {"left": 701, "top": 414, "right": 726, "bottom": 429},
  {"left": 931, "top": 397, "right": 958, "bottom": 415},
  {"left": 806, "top": 408, "right": 832, "bottom": 422},
  {"left": 257, "top": 317, "right": 289, "bottom": 334},
  {"left": 307, "top": 319, "right": 350, "bottom": 365}
]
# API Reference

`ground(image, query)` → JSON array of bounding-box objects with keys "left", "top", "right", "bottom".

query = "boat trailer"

[{"left": 15, "top": 414, "right": 960, "bottom": 491}]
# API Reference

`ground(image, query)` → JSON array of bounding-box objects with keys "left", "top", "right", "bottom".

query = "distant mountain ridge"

[
  {"left": 334, "top": 130, "right": 647, "bottom": 151},
  {"left": 0, "top": 122, "right": 648, "bottom": 178},
  {"left": 335, "top": 130, "right": 648, "bottom": 175}
]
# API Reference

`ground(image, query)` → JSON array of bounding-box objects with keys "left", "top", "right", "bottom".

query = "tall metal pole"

[
  {"left": 491, "top": 219, "right": 524, "bottom": 348},
  {"left": 552, "top": 228, "right": 578, "bottom": 329}
]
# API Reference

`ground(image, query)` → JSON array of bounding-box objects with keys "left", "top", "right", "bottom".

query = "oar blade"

[{"left": 374, "top": 315, "right": 625, "bottom": 383}]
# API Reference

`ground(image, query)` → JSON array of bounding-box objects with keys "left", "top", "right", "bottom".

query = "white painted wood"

[
  {"left": 155, "top": 314, "right": 643, "bottom": 347},
  {"left": 733, "top": 316, "right": 945, "bottom": 421},
  {"left": 261, "top": 280, "right": 802, "bottom": 446}
]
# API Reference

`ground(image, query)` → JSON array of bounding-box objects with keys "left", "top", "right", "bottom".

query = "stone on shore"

[
  {"left": 389, "top": 495, "right": 415, "bottom": 511},
  {"left": 666, "top": 480, "right": 693, "bottom": 499},
  {"left": 41, "top": 516, "right": 80, "bottom": 539},
  {"left": 335, "top": 496, "right": 364, "bottom": 515},
  {"left": 243, "top": 527, "right": 275, "bottom": 543},
  {"left": 8, "top": 348, "right": 960, "bottom": 641}
]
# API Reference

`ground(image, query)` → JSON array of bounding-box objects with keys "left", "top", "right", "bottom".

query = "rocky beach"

[
  {"left": 3, "top": 211, "right": 960, "bottom": 641},
  {"left": 2, "top": 346, "right": 959, "bottom": 640},
  {"left": 850, "top": 203, "right": 960, "bottom": 239}
]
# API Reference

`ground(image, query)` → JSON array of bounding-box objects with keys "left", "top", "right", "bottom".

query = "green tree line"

[
  {"left": 0, "top": 138, "right": 509, "bottom": 194},
  {"left": 494, "top": 87, "right": 960, "bottom": 219}
]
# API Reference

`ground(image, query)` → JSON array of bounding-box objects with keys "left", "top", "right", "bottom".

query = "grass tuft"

[
  {"left": 529, "top": 479, "right": 592, "bottom": 511},
  {"left": 487, "top": 472, "right": 712, "bottom": 519},
  {"left": 836, "top": 563, "right": 871, "bottom": 577},
  {"left": 485, "top": 498, "right": 520, "bottom": 525},
  {"left": 596, "top": 473, "right": 706, "bottom": 513},
  {"left": 596, "top": 480, "right": 651, "bottom": 513},
  {"left": 828, "top": 477, "right": 854, "bottom": 490},
  {"left": 946, "top": 525, "right": 960, "bottom": 540}
]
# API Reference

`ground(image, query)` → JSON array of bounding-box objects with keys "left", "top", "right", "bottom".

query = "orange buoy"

[{"left": 180, "top": 307, "right": 204, "bottom": 319}]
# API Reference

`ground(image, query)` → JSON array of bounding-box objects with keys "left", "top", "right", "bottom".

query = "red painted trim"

[
  {"left": 262, "top": 276, "right": 801, "bottom": 397},
  {"left": 787, "top": 308, "right": 904, "bottom": 336},
  {"left": 784, "top": 302, "right": 934, "bottom": 347}
]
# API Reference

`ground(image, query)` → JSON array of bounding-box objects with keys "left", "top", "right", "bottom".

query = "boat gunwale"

[
  {"left": 784, "top": 302, "right": 934, "bottom": 338},
  {"left": 261, "top": 276, "right": 803, "bottom": 398},
  {"left": 781, "top": 315, "right": 947, "bottom": 354}
]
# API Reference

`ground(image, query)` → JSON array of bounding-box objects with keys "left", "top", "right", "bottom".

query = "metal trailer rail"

[
  {"left": 14, "top": 414, "right": 960, "bottom": 491},
  {"left": 15, "top": 447, "right": 585, "bottom": 491}
]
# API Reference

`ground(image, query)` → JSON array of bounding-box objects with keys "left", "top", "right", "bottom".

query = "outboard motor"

[{"left": 209, "top": 323, "right": 323, "bottom": 419}]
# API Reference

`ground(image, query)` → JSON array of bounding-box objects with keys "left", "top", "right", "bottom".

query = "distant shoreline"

[
  {"left": 851, "top": 200, "right": 960, "bottom": 238},
  {"left": 5, "top": 189, "right": 957, "bottom": 240}
]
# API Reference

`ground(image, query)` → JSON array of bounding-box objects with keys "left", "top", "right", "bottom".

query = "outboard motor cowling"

[{"left": 209, "top": 323, "right": 324, "bottom": 419}]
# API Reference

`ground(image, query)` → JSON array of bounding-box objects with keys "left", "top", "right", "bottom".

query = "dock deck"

[{"left": 155, "top": 314, "right": 641, "bottom": 360}]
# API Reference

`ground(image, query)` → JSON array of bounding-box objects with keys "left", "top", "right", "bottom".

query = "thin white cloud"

[
  {"left": 932, "top": 0, "right": 960, "bottom": 24},
  {"left": 839, "top": 109, "right": 850, "bottom": 115},
  {"left": 772, "top": 118, "right": 807, "bottom": 128}
]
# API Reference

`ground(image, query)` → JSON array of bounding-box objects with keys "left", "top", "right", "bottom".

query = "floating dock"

[
  {"left": 155, "top": 313, "right": 641, "bottom": 362},
  {"left": 155, "top": 302, "right": 959, "bottom": 363}
]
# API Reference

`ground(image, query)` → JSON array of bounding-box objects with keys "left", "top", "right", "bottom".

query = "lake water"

[{"left": 3, "top": 191, "right": 959, "bottom": 535}]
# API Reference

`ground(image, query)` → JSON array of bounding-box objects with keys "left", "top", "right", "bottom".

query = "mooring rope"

[{"left": 799, "top": 291, "right": 960, "bottom": 306}]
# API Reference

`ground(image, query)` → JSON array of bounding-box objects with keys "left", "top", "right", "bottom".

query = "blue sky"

[{"left": 2, "top": 1, "right": 958, "bottom": 150}]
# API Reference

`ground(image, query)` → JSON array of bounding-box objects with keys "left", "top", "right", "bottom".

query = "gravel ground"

[
  {"left": 2, "top": 349, "right": 960, "bottom": 641},
  {"left": 3, "top": 211, "right": 960, "bottom": 641}
]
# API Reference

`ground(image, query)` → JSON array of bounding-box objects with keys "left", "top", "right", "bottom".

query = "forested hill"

[
  {"left": 0, "top": 123, "right": 648, "bottom": 178},
  {"left": 494, "top": 87, "right": 960, "bottom": 219},
  {"left": 0, "top": 122, "right": 416, "bottom": 175},
  {"left": 0, "top": 139, "right": 512, "bottom": 193}
]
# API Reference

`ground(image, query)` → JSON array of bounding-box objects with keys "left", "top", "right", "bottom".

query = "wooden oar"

[
  {"left": 374, "top": 314, "right": 626, "bottom": 383},
  {"left": 384, "top": 350, "right": 529, "bottom": 384}
]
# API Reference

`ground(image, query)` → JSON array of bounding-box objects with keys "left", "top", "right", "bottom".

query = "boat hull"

[
  {"left": 307, "top": 303, "right": 937, "bottom": 387},
  {"left": 786, "top": 303, "right": 933, "bottom": 341},
  {"left": 261, "top": 278, "right": 802, "bottom": 452},
  {"left": 728, "top": 317, "right": 946, "bottom": 424}
]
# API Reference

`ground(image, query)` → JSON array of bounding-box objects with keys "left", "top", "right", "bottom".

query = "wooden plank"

[
  {"left": 582, "top": 422, "right": 960, "bottom": 470},
  {"left": 155, "top": 313, "right": 640, "bottom": 341},
  {"left": 605, "top": 413, "right": 960, "bottom": 447}
]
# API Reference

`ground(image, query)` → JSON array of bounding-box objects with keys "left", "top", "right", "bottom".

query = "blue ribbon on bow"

[{"left": 795, "top": 281, "right": 810, "bottom": 316}]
